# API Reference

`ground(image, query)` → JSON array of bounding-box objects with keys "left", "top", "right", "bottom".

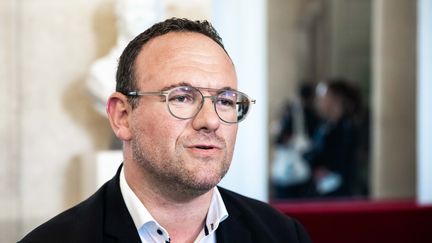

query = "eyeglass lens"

[{"left": 166, "top": 86, "right": 250, "bottom": 123}]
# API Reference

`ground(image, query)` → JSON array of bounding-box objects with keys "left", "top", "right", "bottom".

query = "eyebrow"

[
  {"left": 159, "top": 82, "right": 237, "bottom": 92},
  {"left": 160, "top": 82, "right": 192, "bottom": 91}
]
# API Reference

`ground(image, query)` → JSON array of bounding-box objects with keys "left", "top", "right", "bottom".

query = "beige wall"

[
  {"left": 1, "top": 0, "right": 21, "bottom": 240},
  {"left": 1, "top": 2, "right": 115, "bottom": 241},
  {"left": 268, "top": 0, "right": 304, "bottom": 126}
]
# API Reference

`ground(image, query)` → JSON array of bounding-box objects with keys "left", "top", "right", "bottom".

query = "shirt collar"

[
  {"left": 205, "top": 187, "right": 229, "bottom": 235},
  {"left": 119, "top": 166, "right": 158, "bottom": 230},
  {"left": 119, "top": 166, "right": 229, "bottom": 240}
]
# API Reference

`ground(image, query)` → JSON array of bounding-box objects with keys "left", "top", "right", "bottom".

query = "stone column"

[{"left": 372, "top": 0, "right": 417, "bottom": 199}]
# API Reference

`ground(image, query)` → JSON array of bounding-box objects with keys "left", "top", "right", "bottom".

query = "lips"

[
  {"left": 185, "top": 141, "right": 223, "bottom": 153},
  {"left": 184, "top": 140, "right": 224, "bottom": 159},
  {"left": 183, "top": 135, "right": 225, "bottom": 156},
  {"left": 191, "top": 144, "right": 219, "bottom": 150}
]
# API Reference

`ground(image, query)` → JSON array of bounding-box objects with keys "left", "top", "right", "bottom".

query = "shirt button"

[{"left": 157, "top": 229, "right": 163, "bottom": 235}]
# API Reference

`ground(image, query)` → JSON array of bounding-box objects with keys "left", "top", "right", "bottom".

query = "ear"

[{"left": 106, "top": 92, "right": 133, "bottom": 141}]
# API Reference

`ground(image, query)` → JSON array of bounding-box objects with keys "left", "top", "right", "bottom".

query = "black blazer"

[{"left": 19, "top": 166, "right": 311, "bottom": 243}]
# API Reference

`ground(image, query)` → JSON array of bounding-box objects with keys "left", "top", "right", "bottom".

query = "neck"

[{"left": 124, "top": 160, "right": 213, "bottom": 243}]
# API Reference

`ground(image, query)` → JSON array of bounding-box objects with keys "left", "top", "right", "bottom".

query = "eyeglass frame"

[{"left": 124, "top": 85, "right": 256, "bottom": 124}]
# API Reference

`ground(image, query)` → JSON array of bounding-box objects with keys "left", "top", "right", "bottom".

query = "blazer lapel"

[
  {"left": 216, "top": 199, "right": 252, "bottom": 243},
  {"left": 103, "top": 165, "right": 142, "bottom": 243}
]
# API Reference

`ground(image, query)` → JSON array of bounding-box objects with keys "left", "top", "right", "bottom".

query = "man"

[{"left": 20, "top": 18, "right": 311, "bottom": 243}]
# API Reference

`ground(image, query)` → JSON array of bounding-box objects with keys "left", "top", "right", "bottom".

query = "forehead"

[{"left": 134, "top": 32, "right": 237, "bottom": 90}]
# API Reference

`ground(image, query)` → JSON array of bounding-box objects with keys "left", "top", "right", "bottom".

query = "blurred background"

[{"left": 1, "top": 0, "right": 431, "bottom": 242}]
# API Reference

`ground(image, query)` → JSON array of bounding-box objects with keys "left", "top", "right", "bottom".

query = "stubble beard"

[{"left": 131, "top": 132, "right": 231, "bottom": 201}]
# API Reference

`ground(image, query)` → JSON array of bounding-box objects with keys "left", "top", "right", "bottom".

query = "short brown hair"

[{"left": 116, "top": 18, "right": 228, "bottom": 108}]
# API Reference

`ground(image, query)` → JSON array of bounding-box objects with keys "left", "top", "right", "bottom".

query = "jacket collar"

[
  {"left": 101, "top": 165, "right": 253, "bottom": 243},
  {"left": 216, "top": 187, "right": 252, "bottom": 243},
  {"left": 103, "top": 164, "right": 142, "bottom": 243}
]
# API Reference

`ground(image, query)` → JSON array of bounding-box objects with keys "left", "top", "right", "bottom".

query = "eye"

[
  {"left": 216, "top": 97, "right": 235, "bottom": 108},
  {"left": 216, "top": 91, "right": 239, "bottom": 108},
  {"left": 169, "top": 94, "right": 194, "bottom": 104}
]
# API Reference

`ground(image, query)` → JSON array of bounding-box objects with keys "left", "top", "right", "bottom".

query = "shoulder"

[
  {"left": 18, "top": 183, "right": 108, "bottom": 243},
  {"left": 218, "top": 187, "right": 311, "bottom": 243}
]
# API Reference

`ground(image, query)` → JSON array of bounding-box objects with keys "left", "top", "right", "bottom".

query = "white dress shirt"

[{"left": 119, "top": 167, "right": 229, "bottom": 243}]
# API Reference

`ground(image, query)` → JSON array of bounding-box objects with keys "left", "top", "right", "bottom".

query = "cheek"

[
  {"left": 222, "top": 125, "right": 238, "bottom": 152},
  {"left": 143, "top": 119, "right": 181, "bottom": 148},
  {"left": 132, "top": 106, "right": 181, "bottom": 149}
]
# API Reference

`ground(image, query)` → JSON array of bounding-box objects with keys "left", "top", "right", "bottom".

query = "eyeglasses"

[{"left": 126, "top": 86, "right": 256, "bottom": 123}]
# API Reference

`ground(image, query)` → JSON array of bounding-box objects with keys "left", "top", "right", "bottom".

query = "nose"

[{"left": 191, "top": 97, "right": 220, "bottom": 132}]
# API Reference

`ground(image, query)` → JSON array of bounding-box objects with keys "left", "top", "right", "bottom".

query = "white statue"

[{"left": 87, "top": 0, "right": 164, "bottom": 116}]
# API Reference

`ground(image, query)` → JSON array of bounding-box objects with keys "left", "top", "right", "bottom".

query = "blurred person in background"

[
  {"left": 304, "top": 79, "right": 364, "bottom": 198},
  {"left": 275, "top": 83, "right": 320, "bottom": 146},
  {"left": 271, "top": 83, "right": 320, "bottom": 199}
]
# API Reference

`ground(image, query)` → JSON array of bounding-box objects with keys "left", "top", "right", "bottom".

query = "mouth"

[
  {"left": 195, "top": 145, "right": 215, "bottom": 150},
  {"left": 187, "top": 143, "right": 222, "bottom": 154}
]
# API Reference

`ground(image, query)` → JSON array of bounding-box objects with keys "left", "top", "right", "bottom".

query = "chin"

[{"left": 183, "top": 173, "right": 224, "bottom": 193}]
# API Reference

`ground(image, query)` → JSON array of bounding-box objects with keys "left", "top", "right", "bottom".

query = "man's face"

[{"left": 129, "top": 32, "right": 238, "bottom": 196}]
